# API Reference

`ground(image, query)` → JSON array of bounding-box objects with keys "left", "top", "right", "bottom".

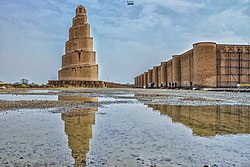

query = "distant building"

[{"left": 135, "top": 42, "right": 250, "bottom": 88}]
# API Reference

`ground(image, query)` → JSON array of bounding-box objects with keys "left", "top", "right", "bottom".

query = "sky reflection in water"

[{"left": 0, "top": 95, "right": 249, "bottom": 166}]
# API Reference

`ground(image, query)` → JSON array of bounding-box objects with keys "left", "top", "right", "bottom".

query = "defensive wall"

[{"left": 135, "top": 42, "right": 250, "bottom": 88}]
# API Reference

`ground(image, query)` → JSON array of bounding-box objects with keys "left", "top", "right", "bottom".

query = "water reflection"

[
  {"left": 148, "top": 104, "right": 250, "bottom": 137},
  {"left": 60, "top": 96, "right": 98, "bottom": 166},
  {"left": 61, "top": 108, "right": 97, "bottom": 166},
  {"left": 0, "top": 94, "right": 58, "bottom": 101},
  {"left": 58, "top": 95, "right": 98, "bottom": 102}
]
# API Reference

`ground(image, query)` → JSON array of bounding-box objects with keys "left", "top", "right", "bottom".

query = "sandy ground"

[{"left": 0, "top": 88, "right": 250, "bottom": 111}]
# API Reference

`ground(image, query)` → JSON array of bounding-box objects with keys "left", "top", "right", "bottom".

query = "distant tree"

[{"left": 20, "top": 78, "right": 29, "bottom": 84}]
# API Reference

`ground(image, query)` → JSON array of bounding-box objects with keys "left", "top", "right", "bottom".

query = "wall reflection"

[{"left": 148, "top": 104, "right": 250, "bottom": 137}]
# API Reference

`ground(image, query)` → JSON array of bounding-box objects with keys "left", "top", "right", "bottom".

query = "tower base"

[{"left": 48, "top": 80, "right": 106, "bottom": 88}]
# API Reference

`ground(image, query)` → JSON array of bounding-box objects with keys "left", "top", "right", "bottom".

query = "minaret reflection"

[
  {"left": 58, "top": 95, "right": 98, "bottom": 103},
  {"left": 147, "top": 104, "right": 250, "bottom": 137},
  {"left": 60, "top": 96, "right": 98, "bottom": 166}
]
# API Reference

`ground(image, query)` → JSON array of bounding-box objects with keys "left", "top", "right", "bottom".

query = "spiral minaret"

[{"left": 58, "top": 5, "right": 98, "bottom": 81}]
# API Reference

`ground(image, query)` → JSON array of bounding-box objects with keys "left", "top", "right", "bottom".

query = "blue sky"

[{"left": 0, "top": 0, "right": 249, "bottom": 84}]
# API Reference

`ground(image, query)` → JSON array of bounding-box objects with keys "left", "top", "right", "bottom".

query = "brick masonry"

[
  {"left": 135, "top": 42, "right": 250, "bottom": 88},
  {"left": 49, "top": 5, "right": 102, "bottom": 87}
]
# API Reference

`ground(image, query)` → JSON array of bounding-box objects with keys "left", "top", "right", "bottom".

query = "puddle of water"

[
  {"left": 0, "top": 98, "right": 249, "bottom": 166},
  {"left": 0, "top": 94, "right": 99, "bottom": 102},
  {"left": 86, "top": 103, "right": 250, "bottom": 166},
  {"left": 0, "top": 94, "right": 133, "bottom": 102},
  {"left": 0, "top": 107, "right": 97, "bottom": 166},
  {"left": 113, "top": 93, "right": 135, "bottom": 97},
  {"left": 0, "top": 109, "right": 74, "bottom": 166},
  {"left": 57, "top": 95, "right": 135, "bottom": 103},
  {"left": 58, "top": 95, "right": 98, "bottom": 102},
  {"left": 62, "top": 108, "right": 97, "bottom": 166},
  {"left": 98, "top": 97, "right": 126, "bottom": 102},
  {"left": 27, "top": 90, "right": 59, "bottom": 93},
  {"left": 148, "top": 104, "right": 250, "bottom": 137},
  {"left": 0, "top": 94, "right": 58, "bottom": 101}
]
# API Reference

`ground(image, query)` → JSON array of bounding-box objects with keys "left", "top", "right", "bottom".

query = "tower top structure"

[{"left": 76, "top": 5, "right": 87, "bottom": 15}]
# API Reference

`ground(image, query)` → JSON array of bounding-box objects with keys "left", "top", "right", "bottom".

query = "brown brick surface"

[{"left": 59, "top": 5, "right": 98, "bottom": 81}]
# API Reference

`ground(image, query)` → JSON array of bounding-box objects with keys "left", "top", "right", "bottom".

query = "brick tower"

[{"left": 58, "top": 5, "right": 98, "bottom": 81}]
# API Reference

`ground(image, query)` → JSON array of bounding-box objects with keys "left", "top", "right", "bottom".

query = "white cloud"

[
  {"left": 136, "top": 0, "right": 204, "bottom": 14},
  {"left": 0, "top": 0, "right": 249, "bottom": 84},
  {"left": 195, "top": 7, "right": 250, "bottom": 43}
]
